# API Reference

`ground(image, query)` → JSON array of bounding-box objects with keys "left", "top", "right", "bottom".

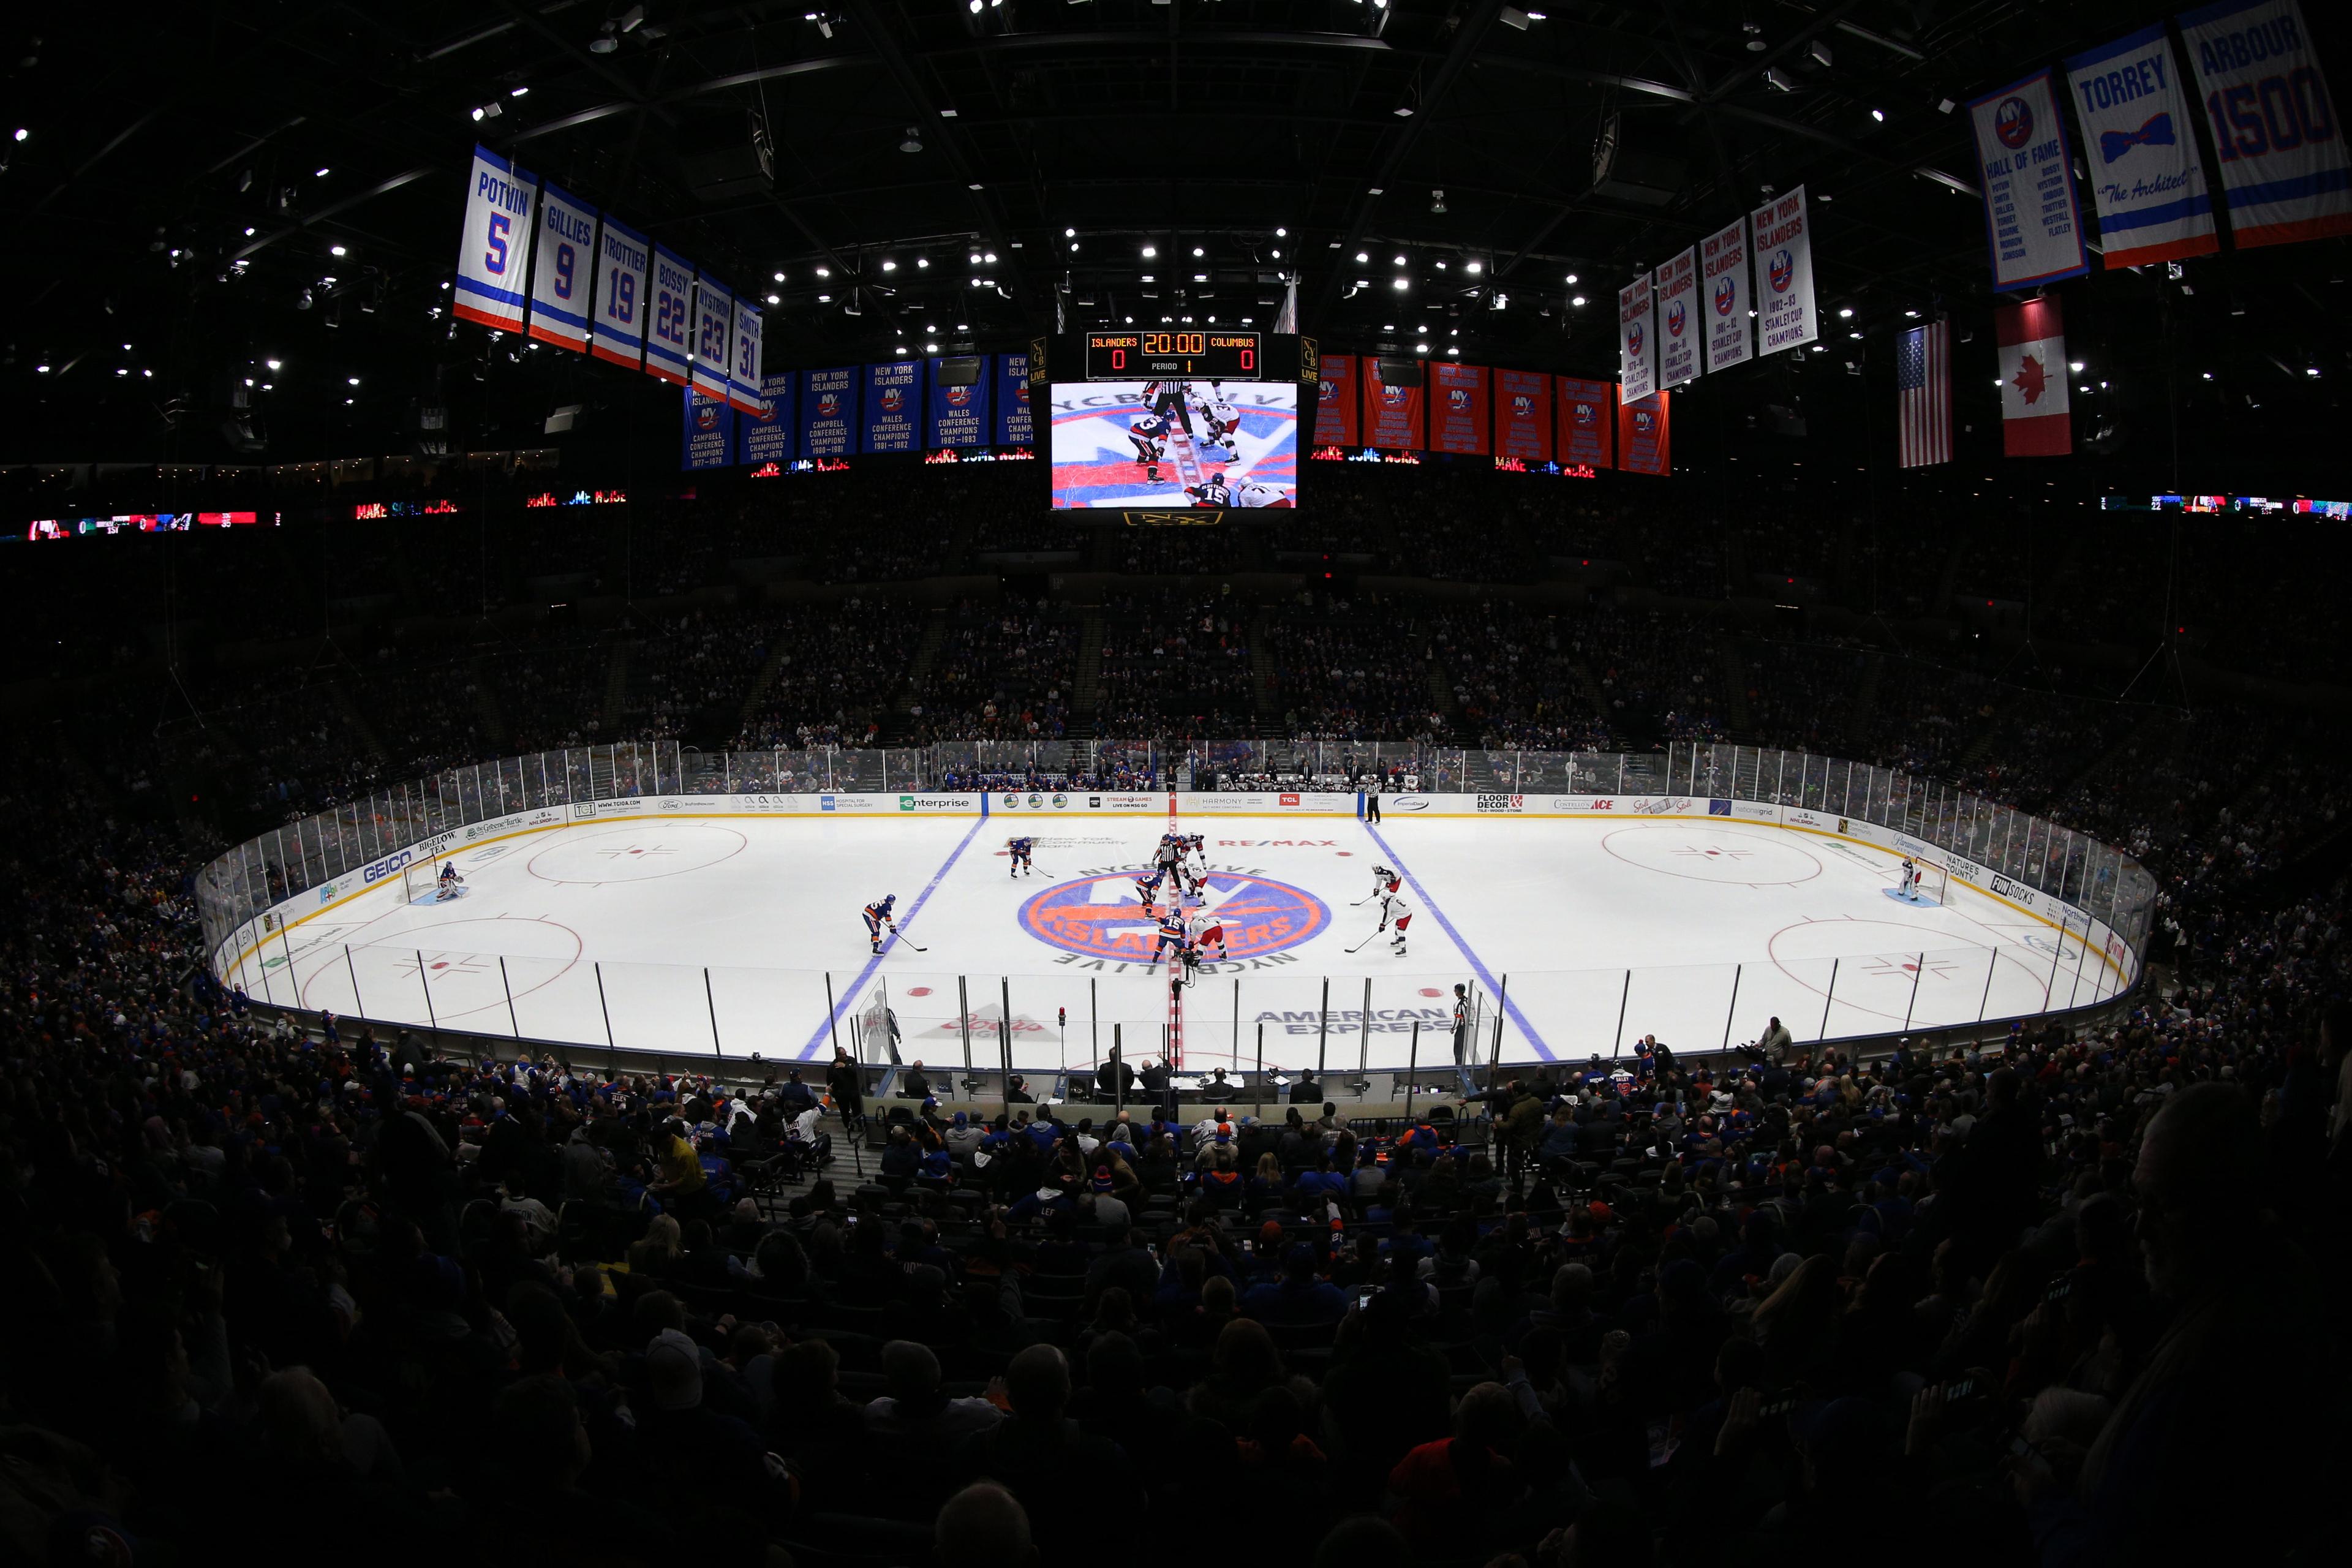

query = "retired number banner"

[
  {"left": 2065, "top": 25, "right": 2219, "bottom": 267},
  {"left": 2178, "top": 0, "right": 2352, "bottom": 248},
  {"left": 645, "top": 248, "right": 696, "bottom": 386},
  {"left": 589, "top": 214, "right": 649, "bottom": 370},
  {"left": 525, "top": 180, "right": 596, "bottom": 352},
  {"left": 690, "top": 279, "right": 733, "bottom": 402},
  {"left": 453, "top": 145, "right": 535, "bottom": 334},
  {"left": 1968, "top": 70, "right": 2094, "bottom": 289},
  {"left": 728, "top": 299, "right": 765, "bottom": 415},
  {"left": 1701, "top": 217, "right": 1752, "bottom": 374},
  {"left": 1618, "top": 276, "right": 1657, "bottom": 401}
]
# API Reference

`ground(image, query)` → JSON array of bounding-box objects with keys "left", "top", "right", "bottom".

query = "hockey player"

[
  {"left": 1152, "top": 910, "right": 1188, "bottom": 970},
  {"left": 1230, "top": 477, "right": 1291, "bottom": 508},
  {"left": 1378, "top": 885, "right": 1415, "bottom": 956},
  {"left": 1134, "top": 869, "right": 1167, "bottom": 913},
  {"left": 1371, "top": 864, "right": 1400, "bottom": 900},
  {"left": 1899, "top": 856, "right": 1920, "bottom": 899},
  {"left": 1183, "top": 833, "right": 1208, "bottom": 886},
  {"left": 437, "top": 862, "right": 465, "bottom": 900},
  {"left": 1190, "top": 906, "right": 1228, "bottom": 964},
  {"left": 861, "top": 894, "right": 900, "bottom": 955},
  {"left": 1202, "top": 382, "right": 1241, "bottom": 458},
  {"left": 1144, "top": 380, "right": 1194, "bottom": 434},
  {"left": 1129, "top": 412, "right": 1173, "bottom": 484},
  {"left": 1186, "top": 472, "right": 1234, "bottom": 508},
  {"left": 1007, "top": 835, "right": 1036, "bottom": 878}
]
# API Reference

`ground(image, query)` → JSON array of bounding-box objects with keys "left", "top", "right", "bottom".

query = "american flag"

[{"left": 1896, "top": 318, "right": 1953, "bottom": 469}]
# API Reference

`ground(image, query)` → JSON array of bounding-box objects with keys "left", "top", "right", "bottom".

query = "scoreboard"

[
  {"left": 1084, "top": 330, "right": 1263, "bottom": 380},
  {"left": 1040, "top": 331, "right": 1312, "bottom": 385}
]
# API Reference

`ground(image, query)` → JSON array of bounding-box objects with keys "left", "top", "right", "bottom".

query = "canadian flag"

[{"left": 1996, "top": 296, "right": 2070, "bottom": 458}]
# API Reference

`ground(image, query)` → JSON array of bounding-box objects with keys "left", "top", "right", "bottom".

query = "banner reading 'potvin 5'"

[
  {"left": 2178, "top": 0, "right": 2352, "bottom": 249},
  {"left": 453, "top": 145, "right": 536, "bottom": 334},
  {"left": 2065, "top": 24, "right": 2219, "bottom": 268}
]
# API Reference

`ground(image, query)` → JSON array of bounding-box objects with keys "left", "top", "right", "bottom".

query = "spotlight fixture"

[
  {"left": 900, "top": 126, "right": 923, "bottom": 153},
  {"left": 1429, "top": 189, "right": 1446, "bottom": 214}
]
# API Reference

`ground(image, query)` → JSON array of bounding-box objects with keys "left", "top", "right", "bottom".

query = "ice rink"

[{"left": 243, "top": 811, "right": 2117, "bottom": 1076}]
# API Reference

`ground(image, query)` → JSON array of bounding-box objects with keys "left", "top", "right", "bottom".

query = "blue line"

[
  {"left": 1362, "top": 823, "right": 1558, "bottom": 1062},
  {"left": 796, "top": 814, "right": 989, "bottom": 1060}
]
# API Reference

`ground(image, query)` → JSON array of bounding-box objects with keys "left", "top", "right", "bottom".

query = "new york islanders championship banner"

[
  {"left": 1701, "top": 217, "right": 1752, "bottom": 375},
  {"left": 800, "top": 367, "right": 856, "bottom": 459},
  {"left": 926, "top": 360, "right": 990, "bottom": 450},
  {"left": 739, "top": 373, "right": 796, "bottom": 467},
  {"left": 728, "top": 300, "right": 766, "bottom": 415},
  {"left": 644, "top": 248, "right": 696, "bottom": 386},
  {"left": 2179, "top": 0, "right": 2352, "bottom": 248},
  {"left": 1430, "top": 363, "right": 1490, "bottom": 455},
  {"left": 1618, "top": 388, "right": 1670, "bottom": 477},
  {"left": 1751, "top": 187, "right": 1819, "bottom": 358},
  {"left": 682, "top": 386, "right": 735, "bottom": 471},
  {"left": 453, "top": 145, "right": 535, "bottom": 334},
  {"left": 1654, "top": 248, "right": 1700, "bottom": 388},
  {"left": 996, "top": 354, "right": 1035, "bottom": 445},
  {"left": 1557, "top": 377, "right": 1615, "bottom": 469},
  {"left": 1314, "top": 355, "right": 1360, "bottom": 446},
  {"left": 862, "top": 361, "right": 921, "bottom": 454},
  {"left": 1495, "top": 370, "right": 1551, "bottom": 463},
  {"left": 1969, "top": 70, "right": 2093, "bottom": 290},
  {"left": 2065, "top": 25, "right": 2219, "bottom": 267},
  {"left": 1362, "top": 358, "right": 1425, "bottom": 448},
  {"left": 589, "top": 214, "right": 649, "bottom": 370},
  {"left": 1618, "top": 276, "right": 1657, "bottom": 401},
  {"left": 524, "top": 180, "right": 596, "bottom": 352}
]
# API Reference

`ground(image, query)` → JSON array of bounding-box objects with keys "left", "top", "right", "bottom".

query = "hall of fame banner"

[{"left": 1967, "top": 70, "right": 2092, "bottom": 290}]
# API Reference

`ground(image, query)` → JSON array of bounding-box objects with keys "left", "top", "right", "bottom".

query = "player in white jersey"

[
  {"left": 1371, "top": 864, "right": 1400, "bottom": 899},
  {"left": 1230, "top": 478, "right": 1291, "bottom": 508},
  {"left": 1378, "top": 886, "right": 1415, "bottom": 956},
  {"left": 1189, "top": 905, "right": 1227, "bottom": 962},
  {"left": 1898, "top": 856, "right": 1921, "bottom": 899},
  {"left": 1202, "top": 383, "right": 1240, "bottom": 458}
]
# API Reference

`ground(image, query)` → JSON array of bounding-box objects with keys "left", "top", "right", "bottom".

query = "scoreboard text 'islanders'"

[{"left": 1085, "top": 330, "right": 1262, "bottom": 380}]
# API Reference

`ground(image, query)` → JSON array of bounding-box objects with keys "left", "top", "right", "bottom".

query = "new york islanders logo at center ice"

[{"left": 1019, "top": 873, "right": 1328, "bottom": 961}]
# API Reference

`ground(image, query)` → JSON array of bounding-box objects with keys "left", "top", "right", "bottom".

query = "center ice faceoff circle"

[{"left": 1019, "top": 872, "right": 1330, "bottom": 961}]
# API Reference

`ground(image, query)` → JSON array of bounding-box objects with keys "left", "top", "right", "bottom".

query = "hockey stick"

[
  {"left": 1345, "top": 928, "right": 1387, "bottom": 954},
  {"left": 892, "top": 932, "right": 929, "bottom": 953}
]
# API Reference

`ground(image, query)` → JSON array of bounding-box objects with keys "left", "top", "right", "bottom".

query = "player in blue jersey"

[
  {"left": 1152, "top": 910, "right": 1188, "bottom": 969},
  {"left": 437, "top": 861, "right": 465, "bottom": 899},
  {"left": 1134, "top": 869, "right": 1166, "bottom": 911},
  {"left": 1129, "top": 413, "right": 1172, "bottom": 484},
  {"left": 1006, "top": 835, "right": 1036, "bottom": 878},
  {"left": 1186, "top": 472, "right": 1234, "bottom": 508},
  {"left": 862, "top": 894, "right": 899, "bottom": 954}
]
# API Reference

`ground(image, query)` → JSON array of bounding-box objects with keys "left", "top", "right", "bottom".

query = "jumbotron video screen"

[{"left": 1049, "top": 380, "right": 1298, "bottom": 508}]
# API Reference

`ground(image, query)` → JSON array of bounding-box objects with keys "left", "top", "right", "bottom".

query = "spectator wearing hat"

[
  {"left": 1084, "top": 1165, "right": 1132, "bottom": 1233},
  {"left": 633, "top": 1328, "right": 775, "bottom": 1493}
]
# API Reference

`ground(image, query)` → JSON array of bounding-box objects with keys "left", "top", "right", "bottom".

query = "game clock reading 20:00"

[{"left": 1084, "top": 330, "right": 1261, "bottom": 380}]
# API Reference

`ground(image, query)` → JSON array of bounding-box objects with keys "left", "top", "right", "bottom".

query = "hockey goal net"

[
  {"left": 1891, "top": 856, "right": 1947, "bottom": 906},
  {"left": 401, "top": 856, "right": 441, "bottom": 904}
]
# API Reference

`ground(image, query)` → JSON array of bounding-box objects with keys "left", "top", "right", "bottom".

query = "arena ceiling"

[{"left": 2, "top": 0, "right": 2347, "bottom": 475}]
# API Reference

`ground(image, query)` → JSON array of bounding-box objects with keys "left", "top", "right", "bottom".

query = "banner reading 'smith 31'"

[
  {"left": 2065, "top": 24, "right": 2218, "bottom": 268},
  {"left": 2178, "top": 0, "right": 2352, "bottom": 249}
]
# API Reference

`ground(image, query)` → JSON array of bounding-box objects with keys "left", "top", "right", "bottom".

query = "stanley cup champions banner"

[
  {"left": 453, "top": 145, "right": 536, "bottom": 334},
  {"left": 2065, "top": 25, "right": 2220, "bottom": 267},
  {"left": 1701, "top": 217, "right": 1752, "bottom": 374},
  {"left": 644, "top": 248, "right": 696, "bottom": 386},
  {"left": 2179, "top": 0, "right": 2352, "bottom": 248},
  {"left": 1751, "top": 187, "right": 1819, "bottom": 357},
  {"left": 589, "top": 214, "right": 649, "bottom": 369},
  {"left": 728, "top": 299, "right": 765, "bottom": 415},
  {"left": 1654, "top": 248, "right": 1700, "bottom": 388},
  {"left": 524, "top": 180, "right": 597, "bottom": 352},
  {"left": 1618, "top": 275, "right": 1657, "bottom": 401},
  {"left": 690, "top": 279, "right": 733, "bottom": 402},
  {"left": 1967, "top": 70, "right": 2093, "bottom": 289}
]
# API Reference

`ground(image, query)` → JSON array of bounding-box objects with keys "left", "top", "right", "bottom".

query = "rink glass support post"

[
  {"left": 594, "top": 961, "right": 616, "bottom": 1052},
  {"left": 825, "top": 971, "right": 842, "bottom": 1062},
  {"left": 1001, "top": 978, "right": 1014, "bottom": 1087},
  {"left": 1491, "top": 974, "right": 1510, "bottom": 1078},
  {"left": 1404, "top": 1020, "right": 1420, "bottom": 1120},
  {"left": 499, "top": 956, "right": 519, "bottom": 1038},
  {"left": 1723, "top": 963, "right": 1742, "bottom": 1050},
  {"left": 1822, "top": 958, "right": 1841, "bottom": 1041},
  {"left": 1357, "top": 979, "right": 1372, "bottom": 1077},
  {"left": 704, "top": 968, "right": 723, "bottom": 1076},
  {"left": 1904, "top": 953, "right": 1924, "bottom": 1031},
  {"left": 345, "top": 945, "right": 364, "bottom": 1017},
  {"left": 1090, "top": 978, "right": 1099, "bottom": 1068},
  {"left": 281, "top": 922, "right": 299, "bottom": 1001},
  {"left": 1233, "top": 979, "right": 1242, "bottom": 1081},
  {"left": 998, "top": 1019, "right": 1011, "bottom": 1114},
  {"left": 959, "top": 977, "right": 974, "bottom": 1080},
  {"left": 1316, "top": 977, "right": 1330, "bottom": 1076},
  {"left": 417, "top": 950, "right": 437, "bottom": 1030},
  {"left": 2045, "top": 911, "right": 2068, "bottom": 1005},
  {"left": 1254, "top": 1024, "right": 1265, "bottom": 1119},
  {"left": 1612, "top": 970, "right": 1631, "bottom": 1055}
]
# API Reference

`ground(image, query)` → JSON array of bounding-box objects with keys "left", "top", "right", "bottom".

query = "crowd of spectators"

[
  {"left": 1095, "top": 592, "right": 1259, "bottom": 736},
  {"left": 1262, "top": 598, "right": 1439, "bottom": 741},
  {"left": 908, "top": 601, "right": 1077, "bottom": 744}
]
